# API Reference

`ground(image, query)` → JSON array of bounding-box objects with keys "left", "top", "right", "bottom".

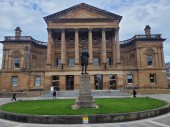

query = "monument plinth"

[{"left": 72, "top": 74, "right": 97, "bottom": 108}]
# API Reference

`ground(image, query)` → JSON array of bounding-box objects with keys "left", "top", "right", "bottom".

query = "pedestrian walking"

[
  {"left": 11, "top": 93, "right": 16, "bottom": 101},
  {"left": 52, "top": 90, "right": 56, "bottom": 99},
  {"left": 133, "top": 89, "right": 137, "bottom": 98}
]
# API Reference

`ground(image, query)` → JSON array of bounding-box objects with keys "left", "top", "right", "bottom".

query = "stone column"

[
  {"left": 158, "top": 47, "right": 162, "bottom": 67},
  {"left": 155, "top": 50, "right": 158, "bottom": 67},
  {"left": 61, "top": 29, "right": 66, "bottom": 66},
  {"left": 160, "top": 46, "right": 165, "bottom": 66},
  {"left": 20, "top": 51, "right": 24, "bottom": 69},
  {"left": 136, "top": 47, "right": 141, "bottom": 67},
  {"left": 5, "top": 49, "right": 9, "bottom": 70},
  {"left": 51, "top": 34, "right": 55, "bottom": 69},
  {"left": 102, "top": 28, "right": 106, "bottom": 64},
  {"left": 112, "top": 33, "right": 116, "bottom": 66},
  {"left": 9, "top": 55, "right": 12, "bottom": 70},
  {"left": 75, "top": 29, "right": 79, "bottom": 65},
  {"left": 46, "top": 29, "right": 52, "bottom": 69},
  {"left": 115, "top": 28, "right": 120, "bottom": 64},
  {"left": 88, "top": 28, "right": 93, "bottom": 64}
]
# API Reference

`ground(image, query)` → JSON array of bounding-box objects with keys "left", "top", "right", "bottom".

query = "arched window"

[
  {"left": 145, "top": 48, "right": 155, "bottom": 67},
  {"left": 12, "top": 51, "right": 21, "bottom": 69}
]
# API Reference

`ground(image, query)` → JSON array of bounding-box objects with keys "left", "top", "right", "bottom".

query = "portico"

[{"left": 46, "top": 27, "right": 120, "bottom": 70}]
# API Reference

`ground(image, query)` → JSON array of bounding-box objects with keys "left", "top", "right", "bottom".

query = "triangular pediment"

[
  {"left": 59, "top": 8, "right": 108, "bottom": 19},
  {"left": 44, "top": 3, "right": 122, "bottom": 22}
]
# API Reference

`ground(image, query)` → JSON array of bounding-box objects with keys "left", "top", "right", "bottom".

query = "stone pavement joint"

[{"left": 148, "top": 120, "right": 170, "bottom": 127}]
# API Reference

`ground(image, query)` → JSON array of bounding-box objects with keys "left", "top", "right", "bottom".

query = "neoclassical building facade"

[{"left": 0, "top": 3, "right": 168, "bottom": 92}]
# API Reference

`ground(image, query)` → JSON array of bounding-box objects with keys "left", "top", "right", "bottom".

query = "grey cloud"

[{"left": 0, "top": 0, "right": 170, "bottom": 66}]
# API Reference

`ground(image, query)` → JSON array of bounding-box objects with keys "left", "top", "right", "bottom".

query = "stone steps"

[{"left": 40, "top": 90, "right": 129, "bottom": 98}]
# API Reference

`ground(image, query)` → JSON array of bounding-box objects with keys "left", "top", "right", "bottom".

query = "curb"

[{"left": 0, "top": 103, "right": 170, "bottom": 124}]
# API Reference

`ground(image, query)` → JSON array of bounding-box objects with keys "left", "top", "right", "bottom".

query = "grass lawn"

[{"left": 0, "top": 97, "right": 166, "bottom": 115}]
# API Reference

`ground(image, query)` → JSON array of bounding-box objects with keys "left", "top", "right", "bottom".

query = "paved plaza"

[{"left": 0, "top": 93, "right": 170, "bottom": 127}]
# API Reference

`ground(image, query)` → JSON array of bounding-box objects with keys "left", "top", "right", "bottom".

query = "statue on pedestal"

[
  {"left": 81, "top": 47, "right": 89, "bottom": 74},
  {"left": 72, "top": 47, "right": 97, "bottom": 109}
]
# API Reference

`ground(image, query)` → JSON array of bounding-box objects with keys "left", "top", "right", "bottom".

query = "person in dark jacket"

[
  {"left": 133, "top": 89, "right": 137, "bottom": 98},
  {"left": 52, "top": 90, "right": 56, "bottom": 99},
  {"left": 11, "top": 93, "right": 16, "bottom": 101}
]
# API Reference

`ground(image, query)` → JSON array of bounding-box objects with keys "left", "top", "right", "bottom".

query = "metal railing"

[
  {"left": 120, "top": 34, "right": 162, "bottom": 44},
  {"left": 4, "top": 36, "right": 47, "bottom": 46}
]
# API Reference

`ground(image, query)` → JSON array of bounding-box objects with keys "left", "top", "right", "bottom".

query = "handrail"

[
  {"left": 120, "top": 34, "right": 162, "bottom": 44},
  {"left": 4, "top": 36, "right": 47, "bottom": 46}
]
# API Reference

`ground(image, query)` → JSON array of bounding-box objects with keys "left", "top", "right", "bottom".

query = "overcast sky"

[{"left": 0, "top": 0, "right": 170, "bottom": 68}]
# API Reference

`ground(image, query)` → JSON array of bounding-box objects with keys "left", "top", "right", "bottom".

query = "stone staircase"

[{"left": 40, "top": 90, "right": 130, "bottom": 98}]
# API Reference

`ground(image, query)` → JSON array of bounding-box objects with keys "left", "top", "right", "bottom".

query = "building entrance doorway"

[
  {"left": 51, "top": 75, "right": 59, "bottom": 91},
  {"left": 94, "top": 74, "right": 103, "bottom": 90},
  {"left": 66, "top": 75, "right": 74, "bottom": 90},
  {"left": 109, "top": 74, "right": 117, "bottom": 89}
]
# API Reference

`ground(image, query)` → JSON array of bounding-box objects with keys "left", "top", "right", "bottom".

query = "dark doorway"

[
  {"left": 51, "top": 75, "right": 59, "bottom": 91},
  {"left": 109, "top": 74, "right": 117, "bottom": 89},
  {"left": 66, "top": 75, "right": 74, "bottom": 90},
  {"left": 94, "top": 74, "right": 103, "bottom": 90}
]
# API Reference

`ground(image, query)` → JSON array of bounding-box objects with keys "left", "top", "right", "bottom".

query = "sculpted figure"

[{"left": 81, "top": 47, "right": 89, "bottom": 74}]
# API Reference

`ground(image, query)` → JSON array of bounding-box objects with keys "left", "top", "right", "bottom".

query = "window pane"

[
  {"left": 93, "top": 58, "right": 99, "bottom": 65},
  {"left": 12, "top": 76, "right": 18, "bottom": 86},
  {"left": 127, "top": 74, "right": 133, "bottom": 83},
  {"left": 69, "top": 58, "right": 74, "bottom": 65},
  {"left": 57, "top": 37, "right": 61, "bottom": 41},
  {"left": 69, "top": 37, "right": 74, "bottom": 41},
  {"left": 56, "top": 58, "right": 61, "bottom": 66},
  {"left": 14, "top": 58, "right": 20, "bottom": 69},
  {"left": 106, "top": 57, "right": 111, "bottom": 65},
  {"left": 81, "top": 37, "right": 86, "bottom": 41},
  {"left": 35, "top": 76, "right": 41, "bottom": 87},
  {"left": 109, "top": 74, "right": 116, "bottom": 80},
  {"left": 150, "top": 74, "right": 156, "bottom": 83},
  {"left": 147, "top": 56, "right": 153, "bottom": 66},
  {"left": 106, "top": 37, "right": 109, "bottom": 41}
]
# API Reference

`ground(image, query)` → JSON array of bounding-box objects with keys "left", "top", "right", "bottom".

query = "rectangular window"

[
  {"left": 108, "top": 74, "right": 116, "bottom": 89},
  {"left": 147, "top": 56, "right": 153, "bottom": 66},
  {"left": 11, "top": 76, "right": 18, "bottom": 86},
  {"left": 109, "top": 74, "right": 116, "bottom": 80},
  {"left": 150, "top": 74, "right": 156, "bottom": 83},
  {"left": 106, "top": 36, "right": 110, "bottom": 41},
  {"left": 35, "top": 76, "right": 41, "bottom": 87},
  {"left": 93, "top": 37, "right": 98, "bottom": 41},
  {"left": 127, "top": 74, "right": 133, "bottom": 84},
  {"left": 56, "top": 58, "right": 61, "bottom": 66},
  {"left": 106, "top": 57, "right": 111, "bottom": 65},
  {"left": 93, "top": 37, "right": 98, "bottom": 45},
  {"left": 69, "top": 58, "right": 75, "bottom": 66},
  {"left": 14, "top": 57, "right": 20, "bottom": 69},
  {"left": 93, "top": 58, "right": 99, "bottom": 66},
  {"left": 81, "top": 37, "right": 86, "bottom": 41},
  {"left": 57, "top": 37, "right": 61, "bottom": 41},
  {"left": 69, "top": 37, "right": 74, "bottom": 41}
]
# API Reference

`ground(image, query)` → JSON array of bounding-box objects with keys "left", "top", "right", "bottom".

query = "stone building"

[
  {"left": 165, "top": 62, "right": 170, "bottom": 88},
  {"left": 0, "top": 3, "right": 168, "bottom": 92}
]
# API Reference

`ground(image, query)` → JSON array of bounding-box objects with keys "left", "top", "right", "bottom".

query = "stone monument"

[{"left": 72, "top": 47, "right": 97, "bottom": 108}]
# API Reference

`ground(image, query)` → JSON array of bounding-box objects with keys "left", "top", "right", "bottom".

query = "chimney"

[
  {"left": 144, "top": 25, "right": 151, "bottom": 36},
  {"left": 15, "top": 27, "right": 22, "bottom": 37}
]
